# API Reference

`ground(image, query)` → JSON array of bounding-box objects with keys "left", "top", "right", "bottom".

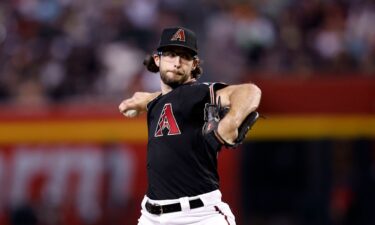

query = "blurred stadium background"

[{"left": 0, "top": 0, "right": 374, "bottom": 225}]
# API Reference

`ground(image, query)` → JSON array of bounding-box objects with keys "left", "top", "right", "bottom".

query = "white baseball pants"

[{"left": 138, "top": 189, "right": 236, "bottom": 225}]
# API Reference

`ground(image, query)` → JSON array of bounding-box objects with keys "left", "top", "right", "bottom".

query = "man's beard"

[{"left": 160, "top": 70, "right": 190, "bottom": 89}]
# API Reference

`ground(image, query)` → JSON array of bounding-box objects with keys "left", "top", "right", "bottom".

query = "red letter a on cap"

[
  {"left": 155, "top": 103, "right": 181, "bottom": 137},
  {"left": 171, "top": 29, "right": 186, "bottom": 42}
]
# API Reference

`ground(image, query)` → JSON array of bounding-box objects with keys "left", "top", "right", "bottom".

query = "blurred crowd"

[{"left": 0, "top": 0, "right": 374, "bottom": 104}]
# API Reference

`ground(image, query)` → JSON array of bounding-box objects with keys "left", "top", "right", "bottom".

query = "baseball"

[{"left": 124, "top": 109, "right": 138, "bottom": 118}]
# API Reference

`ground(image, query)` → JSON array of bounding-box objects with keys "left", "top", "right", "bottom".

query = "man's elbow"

[
  {"left": 245, "top": 83, "right": 262, "bottom": 109},
  {"left": 248, "top": 83, "right": 261, "bottom": 97}
]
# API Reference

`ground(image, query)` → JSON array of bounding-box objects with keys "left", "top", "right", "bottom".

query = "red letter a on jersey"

[{"left": 154, "top": 103, "right": 181, "bottom": 137}]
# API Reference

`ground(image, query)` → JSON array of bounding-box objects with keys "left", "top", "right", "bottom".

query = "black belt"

[{"left": 145, "top": 198, "right": 204, "bottom": 215}]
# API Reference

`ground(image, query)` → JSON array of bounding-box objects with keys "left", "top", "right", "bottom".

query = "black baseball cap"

[{"left": 157, "top": 27, "right": 198, "bottom": 55}]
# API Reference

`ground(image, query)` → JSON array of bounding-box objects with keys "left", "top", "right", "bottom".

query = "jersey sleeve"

[{"left": 205, "top": 82, "right": 228, "bottom": 104}]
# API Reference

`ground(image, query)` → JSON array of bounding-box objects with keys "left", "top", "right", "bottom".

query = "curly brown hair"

[{"left": 143, "top": 54, "right": 203, "bottom": 79}]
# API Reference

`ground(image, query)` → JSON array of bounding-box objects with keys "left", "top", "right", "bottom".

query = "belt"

[{"left": 145, "top": 198, "right": 204, "bottom": 215}]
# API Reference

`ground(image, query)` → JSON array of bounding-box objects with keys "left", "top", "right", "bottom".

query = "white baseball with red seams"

[
  {"left": 138, "top": 190, "right": 235, "bottom": 225},
  {"left": 124, "top": 109, "right": 138, "bottom": 118}
]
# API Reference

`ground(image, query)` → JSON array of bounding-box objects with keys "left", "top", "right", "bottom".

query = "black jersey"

[{"left": 146, "top": 82, "right": 226, "bottom": 200}]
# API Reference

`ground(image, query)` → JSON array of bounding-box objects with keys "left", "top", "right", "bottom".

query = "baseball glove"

[{"left": 202, "top": 97, "right": 259, "bottom": 150}]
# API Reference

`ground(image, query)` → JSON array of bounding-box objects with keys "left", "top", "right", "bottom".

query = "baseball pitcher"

[{"left": 119, "top": 27, "right": 261, "bottom": 225}]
